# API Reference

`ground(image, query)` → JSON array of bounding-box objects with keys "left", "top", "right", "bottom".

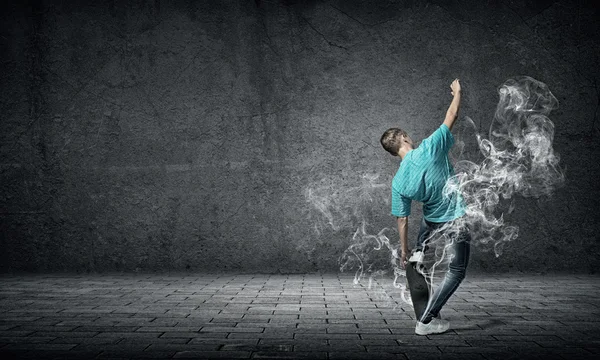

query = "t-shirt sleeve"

[
  {"left": 425, "top": 124, "right": 455, "bottom": 157},
  {"left": 391, "top": 188, "right": 411, "bottom": 217}
]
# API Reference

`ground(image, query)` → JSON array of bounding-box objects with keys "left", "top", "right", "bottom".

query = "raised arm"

[{"left": 443, "top": 79, "right": 462, "bottom": 131}]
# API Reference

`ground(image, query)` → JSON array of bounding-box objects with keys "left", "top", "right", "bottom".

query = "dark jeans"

[{"left": 415, "top": 216, "right": 471, "bottom": 323}]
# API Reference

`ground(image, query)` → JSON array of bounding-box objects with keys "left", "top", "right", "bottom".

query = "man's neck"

[{"left": 398, "top": 146, "right": 413, "bottom": 160}]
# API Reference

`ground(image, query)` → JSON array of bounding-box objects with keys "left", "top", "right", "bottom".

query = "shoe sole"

[{"left": 415, "top": 325, "right": 449, "bottom": 336}]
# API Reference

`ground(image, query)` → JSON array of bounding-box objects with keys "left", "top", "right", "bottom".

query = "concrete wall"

[{"left": 1, "top": 0, "right": 598, "bottom": 273}]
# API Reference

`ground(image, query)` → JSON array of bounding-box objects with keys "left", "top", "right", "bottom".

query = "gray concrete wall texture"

[{"left": 1, "top": 0, "right": 599, "bottom": 273}]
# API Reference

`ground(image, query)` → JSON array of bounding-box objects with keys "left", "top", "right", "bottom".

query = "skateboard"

[{"left": 405, "top": 256, "right": 431, "bottom": 322}]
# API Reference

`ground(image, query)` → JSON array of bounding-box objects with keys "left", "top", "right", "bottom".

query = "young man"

[{"left": 380, "top": 79, "right": 470, "bottom": 335}]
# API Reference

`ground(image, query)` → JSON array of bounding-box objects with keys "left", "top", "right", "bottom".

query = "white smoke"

[
  {"left": 303, "top": 173, "right": 388, "bottom": 235},
  {"left": 447, "top": 76, "right": 565, "bottom": 258},
  {"left": 304, "top": 76, "right": 565, "bottom": 308},
  {"left": 302, "top": 173, "right": 407, "bottom": 304}
]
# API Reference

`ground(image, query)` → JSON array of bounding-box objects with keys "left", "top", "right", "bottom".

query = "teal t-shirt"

[{"left": 391, "top": 124, "right": 466, "bottom": 222}]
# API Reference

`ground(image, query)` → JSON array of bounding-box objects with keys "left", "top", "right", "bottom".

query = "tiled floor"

[{"left": 0, "top": 273, "right": 599, "bottom": 359}]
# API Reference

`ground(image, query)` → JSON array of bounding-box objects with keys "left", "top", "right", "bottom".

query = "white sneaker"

[{"left": 415, "top": 318, "right": 450, "bottom": 335}]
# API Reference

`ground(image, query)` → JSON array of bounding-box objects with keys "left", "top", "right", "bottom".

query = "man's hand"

[
  {"left": 444, "top": 78, "right": 462, "bottom": 131},
  {"left": 450, "top": 78, "right": 461, "bottom": 96},
  {"left": 400, "top": 248, "right": 410, "bottom": 269}
]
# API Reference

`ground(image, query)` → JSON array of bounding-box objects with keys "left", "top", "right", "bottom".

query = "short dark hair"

[{"left": 380, "top": 128, "right": 407, "bottom": 156}]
